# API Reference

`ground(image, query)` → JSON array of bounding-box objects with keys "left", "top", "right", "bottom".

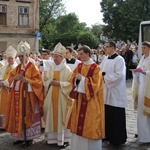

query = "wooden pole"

[
  {"left": 22, "top": 51, "right": 27, "bottom": 148},
  {"left": 22, "top": 82, "right": 27, "bottom": 148}
]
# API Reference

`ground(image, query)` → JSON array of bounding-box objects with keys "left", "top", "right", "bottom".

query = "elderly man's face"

[
  {"left": 18, "top": 54, "right": 28, "bottom": 64},
  {"left": 53, "top": 54, "right": 64, "bottom": 65},
  {"left": 7, "top": 57, "right": 15, "bottom": 65}
]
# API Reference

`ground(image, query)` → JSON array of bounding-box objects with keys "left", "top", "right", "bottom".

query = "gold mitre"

[
  {"left": 5, "top": 45, "right": 17, "bottom": 58},
  {"left": 53, "top": 42, "right": 66, "bottom": 57},
  {"left": 17, "top": 41, "right": 30, "bottom": 55}
]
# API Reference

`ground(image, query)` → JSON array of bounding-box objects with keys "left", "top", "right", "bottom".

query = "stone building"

[{"left": 0, "top": 0, "right": 39, "bottom": 52}]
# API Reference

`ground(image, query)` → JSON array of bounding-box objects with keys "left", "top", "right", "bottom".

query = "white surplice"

[
  {"left": 133, "top": 56, "right": 150, "bottom": 143},
  {"left": 100, "top": 55, "right": 127, "bottom": 108}
]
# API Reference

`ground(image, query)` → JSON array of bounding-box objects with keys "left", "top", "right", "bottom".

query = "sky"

[{"left": 65, "top": 0, "right": 103, "bottom": 27}]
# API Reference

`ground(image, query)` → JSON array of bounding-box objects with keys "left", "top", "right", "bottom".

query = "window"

[
  {"left": 0, "top": 5, "right": 6, "bottom": 25},
  {"left": 18, "top": 6, "right": 29, "bottom": 26},
  {"left": 141, "top": 24, "right": 150, "bottom": 42},
  {"left": 16, "top": 0, "right": 31, "bottom": 3}
]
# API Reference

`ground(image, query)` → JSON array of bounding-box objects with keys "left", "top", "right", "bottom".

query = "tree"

[
  {"left": 78, "top": 32, "right": 99, "bottom": 48},
  {"left": 100, "top": 0, "right": 150, "bottom": 42},
  {"left": 41, "top": 13, "right": 89, "bottom": 49},
  {"left": 55, "top": 13, "right": 87, "bottom": 34},
  {"left": 40, "top": 22, "right": 58, "bottom": 50},
  {"left": 55, "top": 32, "right": 78, "bottom": 47},
  {"left": 39, "top": 0, "right": 66, "bottom": 50},
  {"left": 39, "top": 2, "right": 101, "bottom": 50},
  {"left": 91, "top": 24, "right": 104, "bottom": 43},
  {"left": 40, "top": 0, "right": 66, "bottom": 31}
]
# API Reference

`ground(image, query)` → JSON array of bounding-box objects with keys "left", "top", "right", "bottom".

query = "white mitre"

[
  {"left": 5, "top": 45, "right": 17, "bottom": 58},
  {"left": 53, "top": 42, "right": 66, "bottom": 57},
  {"left": 17, "top": 41, "right": 30, "bottom": 55}
]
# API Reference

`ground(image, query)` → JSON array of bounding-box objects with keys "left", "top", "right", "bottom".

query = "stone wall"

[{"left": 0, "top": 0, "right": 39, "bottom": 52}]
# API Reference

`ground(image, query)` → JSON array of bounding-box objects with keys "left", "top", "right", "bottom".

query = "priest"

[{"left": 69, "top": 45, "right": 105, "bottom": 150}]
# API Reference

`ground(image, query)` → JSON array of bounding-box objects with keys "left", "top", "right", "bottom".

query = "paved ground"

[{"left": 0, "top": 79, "right": 150, "bottom": 150}]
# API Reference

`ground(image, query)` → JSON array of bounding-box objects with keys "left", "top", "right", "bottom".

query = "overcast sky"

[{"left": 65, "top": 0, "right": 103, "bottom": 27}]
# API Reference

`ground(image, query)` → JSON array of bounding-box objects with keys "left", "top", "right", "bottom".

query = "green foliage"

[
  {"left": 100, "top": 0, "right": 150, "bottom": 41},
  {"left": 40, "top": 22, "right": 58, "bottom": 50},
  {"left": 40, "top": 0, "right": 66, "bottom": 31},
  {"left": 91, "top": 24, "right": 104, "bottom": 43},
  {"left": 39, "top": 1, "right": 102, "bottom": 49},
  {"left": 78, "top": 32, "right": 99, "bottom": 48},
  {"left": 55, "top": 13, "right": 87, "bottom": 34},
  {"left": 55, "top": 32, "right": 78, "bottom": 47},
  {"left": 91, "top": 24, "right": 103, "bottom": 37}
]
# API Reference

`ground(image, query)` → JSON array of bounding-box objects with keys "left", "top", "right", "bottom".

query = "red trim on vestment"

[
  {"left": 87, "top": 63, "right": 97, "bottom": 98},
  {"left": 14, "top": 62, "right": 32, "bottom": 132},
  {"left": 78, "top": 62, "right": 83, "bottom": 73},
  {"left": 77, "top": 63, "right": 97, "bottom": 136}
]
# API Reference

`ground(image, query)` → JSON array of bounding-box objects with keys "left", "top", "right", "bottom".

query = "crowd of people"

[
  {"left": 0, "top": 40, "right": 149, "bottom": 150},
  {"left": 86, "top": 40, "right": 139, "bottom": 80}
]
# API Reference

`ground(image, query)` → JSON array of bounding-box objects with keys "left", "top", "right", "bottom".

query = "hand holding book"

[
  {"left": 134, "top": 68, "right": 143, "bottom": 72},
  {"left": 131, "top": 68, "right": 146, "bottom": 75}
]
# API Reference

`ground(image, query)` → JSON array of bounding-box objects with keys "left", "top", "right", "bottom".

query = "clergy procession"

[{"left": 0, "top": 40, "right": 150, "bottom": 150}]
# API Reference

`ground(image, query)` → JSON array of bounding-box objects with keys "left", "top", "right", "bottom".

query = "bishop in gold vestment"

[
  {"left": 43, "top": 43, "right": 73, "bottom": 148},
  {"left": 0, "top": 46, "right": 18, "bottom": 129}
]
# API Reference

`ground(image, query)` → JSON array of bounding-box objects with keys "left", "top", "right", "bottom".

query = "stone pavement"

[{"left": 0, "top": 79, "right": 150, "bottom": 150}]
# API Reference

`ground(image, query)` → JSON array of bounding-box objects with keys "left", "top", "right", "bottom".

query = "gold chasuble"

[
  {"left": 69, "top": 62, "right": 105, "bottom": 140},
  {"left": 52, "top": 71, "right": 60, "bottom": 132},
  {"left": 0, "top": 63, "right": 18, "bottom": 130},
  {"left": 0, "top": 62, "right": 3, "bottom": 68},
  {"left": 144, "top": 71, "right": 150, "bottom": 116},
  {"left": 5, "top": 62, "right": 44, "bottom": 136},
  {"left": 0, "top": 66, "right": 12, "bottom": 115},
  {"left": 44, "top": 63, "right": 73, "bottom": 134}
]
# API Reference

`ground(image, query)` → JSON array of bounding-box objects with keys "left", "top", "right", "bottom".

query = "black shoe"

[
  {"left": 112, "top": 143, "right": 120, "bottom": 147},
  {"left": 0, "top": 129, "right": 6, "bottom": 131},
  {"left": 23, "top": 140, "right": 33, "bottom": 148},
  {"left": 102, "top": 137, "right": 109, "bottom": 141},
  {"left": 110, "top": 142, "right": 125, "bottom": 147},
  {"left": 13, "top": 140, "right": 24, "bottom": 145},
  {"left": 135, "top": 134, "right": 138, "bottom": 138},
  {"left": 59, "top": 142, "right": 69, "bottom": 148},
  {"left": 41, "top": 128, "right": 45, "bottom": 133}
]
